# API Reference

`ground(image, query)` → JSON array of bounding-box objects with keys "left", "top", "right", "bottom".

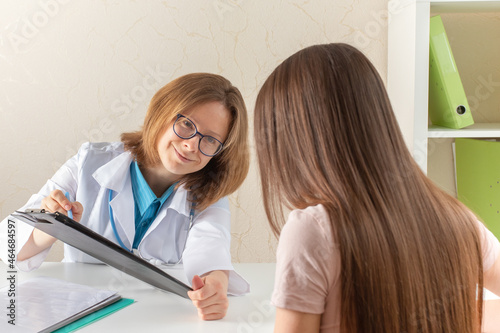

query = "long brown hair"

[
  {"left": 254, "top": 43, "right": 483, "bottom": 332},
  {"left": 122, "top": 73, "right": 249, "bottom": 210}
]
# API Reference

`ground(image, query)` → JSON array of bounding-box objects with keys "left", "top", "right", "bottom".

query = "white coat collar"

[
  {"left": 92, "top": 150, "right": 192, "bottom": 217},
  {"left": 92, "top": 151, "right": 135, "bottom": 247},
  {"left": 92, "top": 150, "right": 192, "bottom": 237},
  {"left": 92, "top": 151, "right": 133, "bottom": 192},
  {"left": 165, "top": 185, "right": 191, "bottom": 217}
]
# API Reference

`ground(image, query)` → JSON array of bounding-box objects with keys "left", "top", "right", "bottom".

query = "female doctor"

[{"left": 0, "top": 73, "right": 250, "bottom": 320}]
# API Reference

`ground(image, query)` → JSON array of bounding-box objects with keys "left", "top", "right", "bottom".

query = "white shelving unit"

[
  {"left": 387, "top": 0, "right": 500, "bottom": 175},
  {"left": 428, "top": 123, "right": 500, "bottom": 138}
]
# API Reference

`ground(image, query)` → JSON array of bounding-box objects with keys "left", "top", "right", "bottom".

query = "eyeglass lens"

[{"left": 174, "top": 117, "right": 222, "bottom": 156}]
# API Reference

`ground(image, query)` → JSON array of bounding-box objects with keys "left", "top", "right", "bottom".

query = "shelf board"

[
  {"left": 429, "top": 0, "right": 500, "bottom": 13},
  {"left": 428, "top": 123, "right": 500, "bottom": 138}
]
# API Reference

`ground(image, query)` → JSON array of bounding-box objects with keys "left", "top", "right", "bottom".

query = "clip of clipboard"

[{"left": 12, "top": 209, "right": 192, "bottom": 299}]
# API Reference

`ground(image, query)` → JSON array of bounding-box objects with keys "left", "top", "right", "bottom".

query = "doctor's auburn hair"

[
  {"left": 121, "top": 73, "right": 249, "bottom": 211},
  {"left": 254, "top": 43, "right": 484, "bottom": 332}
]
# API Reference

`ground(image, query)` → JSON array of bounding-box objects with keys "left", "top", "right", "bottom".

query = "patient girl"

[{"left": 254, "top": 43, "right": 500, "bottom": 332}]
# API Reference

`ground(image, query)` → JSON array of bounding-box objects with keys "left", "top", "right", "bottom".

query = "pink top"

[{"left": 271, "top": 204, "right": 500, "bottom": 332}]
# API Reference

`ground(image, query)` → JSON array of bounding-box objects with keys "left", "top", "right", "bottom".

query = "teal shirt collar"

[{"left": 130, "top": 161, "right": 176, "bottom": 216}]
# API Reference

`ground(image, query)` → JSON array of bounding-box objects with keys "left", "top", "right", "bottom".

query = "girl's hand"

[
  {"left": 188, "top": 270, "right": 229, "bottom": 320},
  {"left": 41, "top": 190, "right": 83, "bottom": 222}
]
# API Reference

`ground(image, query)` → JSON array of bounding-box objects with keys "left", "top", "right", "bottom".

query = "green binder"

[
  {"left": 429, "top": 15, "right": 474, "bottom": 129},
  {"left": 455, "top": 138, "right": 500, "bottom": 240},
  {"left": 52, "top": 298, "right": 135, "bottom": 333}
]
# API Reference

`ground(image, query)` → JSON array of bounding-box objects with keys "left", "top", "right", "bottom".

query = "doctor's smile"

[{"left": 174, "top": 146, "right": 194, "bottom": 163}]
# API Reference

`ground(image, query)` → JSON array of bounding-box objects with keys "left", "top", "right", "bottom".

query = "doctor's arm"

[
  {"left": 182, "top": 198, "right": 249, "bottom": 319},
  {"left": 17, "top": 190, "right": 83, "bottom": 261},
  {"left": 2, "top": 143, "right": 89, "bottom": 268}
]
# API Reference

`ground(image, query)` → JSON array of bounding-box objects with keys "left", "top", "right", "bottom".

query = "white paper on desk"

[
  {"left": 0, "top": 321, "right": 34, "bottom": 333},
  {"left": 1, "top": 276, "right": 117, "bottom": 332}
]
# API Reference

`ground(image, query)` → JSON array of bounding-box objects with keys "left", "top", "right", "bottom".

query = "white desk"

[
  {"left": 0, "top": 262, "right": 277, "bottom": 332},
  {"left": 2, "top": 262, "right": 499, "bottom": 332}
]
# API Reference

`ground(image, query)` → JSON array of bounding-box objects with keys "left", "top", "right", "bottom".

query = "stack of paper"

[{"left": 1, "top": 276, "right": 132, "bottom": 332}]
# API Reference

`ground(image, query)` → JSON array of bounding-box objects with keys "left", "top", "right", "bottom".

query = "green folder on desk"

[
  {"left": 455, "top": 138, "right": 500, "bottom": 240},
  {"left": 53, "top": 298, "right": 134, "bottom": 333},
  {"left": 429, "top": 15, "right": 474, "bottom": 129}
]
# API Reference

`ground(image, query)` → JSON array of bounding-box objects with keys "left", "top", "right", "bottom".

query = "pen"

[{"left": 64, "top": 191, "right": 73, "bottom": 219}]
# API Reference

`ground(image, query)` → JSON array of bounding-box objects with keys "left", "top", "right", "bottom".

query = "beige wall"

[{"left": 0, "top": 0, "right": 389, "bottom": 262}]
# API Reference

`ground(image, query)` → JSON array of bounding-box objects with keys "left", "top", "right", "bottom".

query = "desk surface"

[
  {"left": 2, "top": 262, "right": 499, "bottom": 333},
  {"left": 1, "top": 262, "right": 277, "bottom": 332}
]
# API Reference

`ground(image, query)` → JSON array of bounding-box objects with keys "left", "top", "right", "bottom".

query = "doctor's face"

[{"left": 156, "top": 101, "right": 231, "bottom": 177}]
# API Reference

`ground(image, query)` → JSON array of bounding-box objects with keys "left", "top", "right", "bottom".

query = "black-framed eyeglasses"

[{"left": 173, "top": 114, "right": 224, "bottom": 157}]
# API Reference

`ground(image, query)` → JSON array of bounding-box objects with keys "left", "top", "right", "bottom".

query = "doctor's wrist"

[
  {"left": 17, "top": 229, "right": 58, "bottom": 261},
  {"left": 203, "top": 270, "right": 229, "bottom": 290}
]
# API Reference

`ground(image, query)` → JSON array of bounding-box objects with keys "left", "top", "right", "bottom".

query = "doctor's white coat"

[{"left": 0, "top": 142, "right": 249, "bottom": 295}]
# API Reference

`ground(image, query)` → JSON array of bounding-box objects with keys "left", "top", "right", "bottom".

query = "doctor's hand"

[
  {"left": 17, "top": 190, "right": 84, "bottom": 262},
  {"left": 188, "top": 270, "right": 229, "bottom": 320},
  {"left": 41, "top": 190, "right": 84, "bottom": 222}
]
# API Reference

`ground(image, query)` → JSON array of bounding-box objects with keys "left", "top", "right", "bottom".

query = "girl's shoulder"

[
  {"left": 287, "top": 204, "right": 332, "bottom": 232},
  {"left": 283, "top": 204, "right": 337, "bottom": 250},
  {"left": 292, "top": 204, "right": 329, "bottom": 222}
]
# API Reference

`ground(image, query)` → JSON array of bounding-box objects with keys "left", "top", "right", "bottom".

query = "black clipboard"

[{"left": 12, "top": 209, "right": 192, "bottom": 299}]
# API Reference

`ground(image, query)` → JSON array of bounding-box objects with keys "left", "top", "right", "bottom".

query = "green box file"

[
  {"left": 429, "top": 15, "right": 474, "bottom": 129},
  {"left": 53, "top": 298, "right": 135, "bottom": 333},
  {"left": 455, "top": 138, "right": 500, "bottom": 240}
]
